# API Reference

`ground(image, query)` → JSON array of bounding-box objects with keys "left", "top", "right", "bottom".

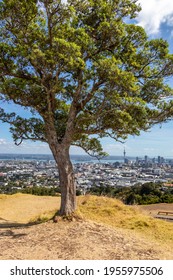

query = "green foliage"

[
  {"left": 76, "top": 189, "right": 82, "bottom": 196},
  {"left": 0, "top": 0, "right": 173, "bottom": 158},
  {"left": 0, "top": 184, "right": 82, "bottom": 197},
  {"left": 88, "top": 182, "right": 173, "bottom": 205},
  {"left": 21, "top": 186, "right": 60, "bottom": 196},
  {"left": 139, "top": 182, "right": 162, "bottom": 196},
  {"left": 160, "top": 194, "right": 173, "bottom": 203}
]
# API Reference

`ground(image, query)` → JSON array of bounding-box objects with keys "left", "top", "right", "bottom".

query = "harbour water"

[{"left": 0, "top": 153, "right": 132, "bottom": 163}]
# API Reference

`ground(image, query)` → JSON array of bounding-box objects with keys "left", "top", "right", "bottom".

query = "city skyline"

[{"left": 1, "top": 1, "right": 173, "bottom": 157}]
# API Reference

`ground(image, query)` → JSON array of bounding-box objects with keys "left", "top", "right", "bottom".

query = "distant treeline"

[
  {"left": 87, "top": 182, "right": 173, "bottom": 205},
  {"left": 1, "top": 181, "right": 173, "bottom": 205},
  {"left": 0, "top": 185, "right": 81, "bottom": 196},
  {"left": 21, "top": 186, "right": 81, "bottom": 196},
  {"left": 21, "top": 186, "right": 60, "bottom": 196}
]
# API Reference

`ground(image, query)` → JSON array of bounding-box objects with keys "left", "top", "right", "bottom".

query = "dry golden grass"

[
  {"left": 0, "top": 193, "right": 59, "bottom": 223},
  {"left": 1, "top": 193, "right": 173, "bottom": 249},
  {"left": 77, "top": 195, "right": 173, "bottom": 247}
]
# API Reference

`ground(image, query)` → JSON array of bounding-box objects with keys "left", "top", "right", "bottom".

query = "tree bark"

[
  {"left": 48, "top": 138, "right": 77, "bottom": 216},
  {"left": 44, "top": 103, "right": 77, "bottom": 216},
  {"left": 55, "top": 145, "right": 77, "bottom": 216}
]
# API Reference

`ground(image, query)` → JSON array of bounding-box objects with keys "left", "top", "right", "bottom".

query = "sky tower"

[{"left": 123, "top": 148, "right": 126, "bottom": 162}]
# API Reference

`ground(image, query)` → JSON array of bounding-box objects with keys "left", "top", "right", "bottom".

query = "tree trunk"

[
  {"left": 52, "top": 145, "right": 77, "bottom": 216},
  {"left": 44, "top": 104, "right": 77, "bottom": 216}
]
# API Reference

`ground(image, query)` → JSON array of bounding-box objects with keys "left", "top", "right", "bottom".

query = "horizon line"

[{"left": 0, "top": 152, "right": 172, "bottom": 159}]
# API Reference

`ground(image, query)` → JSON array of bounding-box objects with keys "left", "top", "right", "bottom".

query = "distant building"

[
  {"left": 145, "top": 155, "right": 148, "bottom": 164},
  {"left": 124, "top": 158, "right": 130, "bottom": 165},
  {"left": 158, "top": 156, "right": 161, "bottom": 164},
  {"left": 158, "top": 156, "right": 165, "bottom": 165}
]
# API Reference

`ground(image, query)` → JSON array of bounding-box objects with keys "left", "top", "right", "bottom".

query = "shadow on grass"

[{"left": 0, "top": 217, "right": 44, "bottom": 230}]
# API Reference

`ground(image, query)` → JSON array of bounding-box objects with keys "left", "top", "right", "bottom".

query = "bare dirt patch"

[
  {"left": 1, "top": 219, "right": 173, "bottom": 260},
  {"left": 135, "top": 203, "right": 173, "bottom": 216}
]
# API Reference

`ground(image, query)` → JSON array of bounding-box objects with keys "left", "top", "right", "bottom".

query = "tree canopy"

[
  {"left": 1, "top": 0, "right": 173, "bottom": 215},
  {"left": 1, "top": 0, "right": 173, "bottom": 155}
]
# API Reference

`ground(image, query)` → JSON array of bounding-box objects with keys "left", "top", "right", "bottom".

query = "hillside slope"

[{"left": 0, "top": 194, "right": 173, "bottom": 260}]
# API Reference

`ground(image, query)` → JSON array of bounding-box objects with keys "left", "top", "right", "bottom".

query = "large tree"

[{"left": 1, "top": 0, "right": 173, "bottom": 215}]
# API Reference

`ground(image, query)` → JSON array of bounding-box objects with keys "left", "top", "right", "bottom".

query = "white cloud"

[
  {"left": 137, "top": 0, "right": 173, "bottom": 35},
  {"left": 0, "top": 138, "right": 7, "bottom": 145}
]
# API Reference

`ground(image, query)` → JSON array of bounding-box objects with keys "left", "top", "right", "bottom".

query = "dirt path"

[
  {"left": 1, "top": 219, "right": 173, "bottom": 260},
  {"left": 136, "top": 203, "right": 173, "bottom": 216}
]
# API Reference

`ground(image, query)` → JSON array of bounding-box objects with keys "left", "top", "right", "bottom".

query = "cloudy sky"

[
  {"left": 137, "top": 0, "right": 173, "bottom": 36},
  {"left": 1, "top": 0, "right": 173, "bottom": 157}
]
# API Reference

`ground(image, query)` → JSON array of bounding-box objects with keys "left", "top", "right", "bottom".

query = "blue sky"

[{"left": 1, "top": 0, "right": 173, "bottom": 157}]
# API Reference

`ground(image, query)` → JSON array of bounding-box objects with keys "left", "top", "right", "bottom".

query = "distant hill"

[{"left": 0, "top": 194, "right": 173, "bottom": 259}]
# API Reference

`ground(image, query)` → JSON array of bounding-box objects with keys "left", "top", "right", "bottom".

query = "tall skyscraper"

[
  {"left": 158, "top": 156, "right": 161, "bottom": 164},
  {"left": 145, "top": 155, "right": 148, "bottom": 164}
]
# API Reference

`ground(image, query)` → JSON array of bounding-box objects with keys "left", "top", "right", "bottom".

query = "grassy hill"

[
  {"left": 0, "top": 193, "right": 59, "bottom": 224},
  {"left": 0, "top": 193, "right": 173, "bottom": 259}
]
